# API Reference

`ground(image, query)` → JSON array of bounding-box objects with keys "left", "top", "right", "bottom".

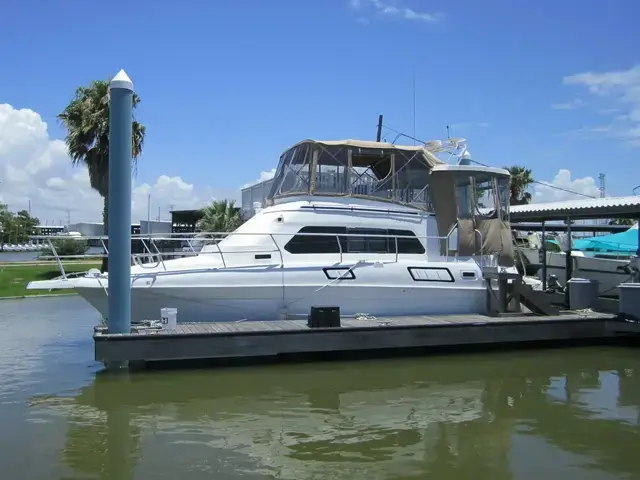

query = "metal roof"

[
  {"left": 510, "top": 195, "right": 640, "bottom": 221},
  {"left": 511, "top": 222, "right": 630, "bottom": 233}
]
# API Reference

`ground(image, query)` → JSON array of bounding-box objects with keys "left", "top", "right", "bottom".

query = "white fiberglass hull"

[
  {"left": 32, "top": 260, "right": 488, "bottom": 323},
  {"left": 76, "top": 283, "right": 486, "bottom": 323}
]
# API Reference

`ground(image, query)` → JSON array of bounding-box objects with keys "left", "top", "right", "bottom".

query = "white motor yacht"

[{"left": 27, "top": 139, "right": 515, "bottom": 323}]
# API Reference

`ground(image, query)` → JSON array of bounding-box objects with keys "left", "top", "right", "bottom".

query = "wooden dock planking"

[{"left": 92, "top": 311, "right": 625, "bottom": 366}]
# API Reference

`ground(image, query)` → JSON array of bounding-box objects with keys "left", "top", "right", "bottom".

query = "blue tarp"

[{"left": 573, "top": 225, "right": 639, "bottom": 253}]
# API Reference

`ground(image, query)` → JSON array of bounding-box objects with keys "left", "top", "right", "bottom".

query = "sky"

[{"left": 0, "top": 0, "right": 639, "bottom": 224}]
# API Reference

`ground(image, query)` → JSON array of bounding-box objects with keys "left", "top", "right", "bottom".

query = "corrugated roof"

[{"left": 510, "top": 195, "right": 640, "bottom": 221}]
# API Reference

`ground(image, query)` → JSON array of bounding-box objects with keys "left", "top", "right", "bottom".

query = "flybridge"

[
  {"left": 265, "top": 139, "right": 444, "bottom": 211},
  {"left": 241, "top": 137, "right": 475, "bottom": 220}
]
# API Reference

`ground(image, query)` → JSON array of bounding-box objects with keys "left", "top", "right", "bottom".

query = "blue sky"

[{"left": 0, "top": 0, "right": 639, "bottom": 222}]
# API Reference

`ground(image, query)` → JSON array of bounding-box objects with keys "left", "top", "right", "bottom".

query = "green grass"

[{"left": 0, "top": 263, "right": 100, "bottom": 298}]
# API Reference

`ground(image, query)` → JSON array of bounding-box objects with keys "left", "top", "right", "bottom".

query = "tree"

[
  {"left": 14, "top": 210, "right": 40, "bottom": 243},
  {"left": 198, "top": 200, "right": 243, "bottom": 233},
  {"left": 0, "top": 204, "right": 13, "bottom": 245},
  {"left": 505, "top": 166, "right": 534, "bottom": 205},
  {"left": 0, "top": 205, "right": 40, "bottom": 244},
  {"left": 609, "top": 218, "right": 634, "bottom": 226},
  {"left": 51, "top": 237, "right": 89, "bottom": 257},
  {"left": 58, "top": 79, "right": 146, "bottom": 272}
]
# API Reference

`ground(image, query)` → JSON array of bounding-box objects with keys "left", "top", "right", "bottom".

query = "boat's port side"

[{"left": 75, "top": 259, "right": 487, "bottom": 323}]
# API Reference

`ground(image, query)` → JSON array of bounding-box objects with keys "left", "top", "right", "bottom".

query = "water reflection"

[{"left": 28, "top": 349, "right": 640, "bottom": 480}]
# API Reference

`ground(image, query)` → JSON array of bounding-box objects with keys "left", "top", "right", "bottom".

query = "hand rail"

[
  {"left": 30, "top": 228, "right": 467, "bottom": 279},
  {"left": 47, "top": 237, "right": 67, "bottom": 279}
]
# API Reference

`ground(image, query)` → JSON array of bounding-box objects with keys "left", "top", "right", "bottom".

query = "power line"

[{"left": 380, "top": 124, "right": 597, "bottom": 199}]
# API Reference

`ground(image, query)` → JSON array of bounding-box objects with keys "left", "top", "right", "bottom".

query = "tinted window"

[
  {"left": 345, "top": 228, "right": 390, "bottom": 253},
  {"left": 284, "top": 226, "right": 425, "bottom": 254},
  {"left": 388, "top": 229, "right": 426, "bottom": 254},
  {"left": 284, "top": 226, "right": 346, "bottom": 254}
]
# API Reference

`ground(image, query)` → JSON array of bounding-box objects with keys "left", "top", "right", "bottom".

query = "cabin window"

[
  {"left": 284, "top": 226, "right": 425, "bottom": 254},
  {"left": 284, "top": 226, "right": 345, "bottom": 254}
]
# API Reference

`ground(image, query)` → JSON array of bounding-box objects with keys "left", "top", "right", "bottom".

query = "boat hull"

[
  {"left": 69, "top": 261, "right": 488, "bottom": 323},
  {"left": 77, "top": 283, "right": 486, "bottom": 323}
]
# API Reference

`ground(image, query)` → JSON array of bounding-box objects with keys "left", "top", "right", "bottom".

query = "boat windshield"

[{"left": 267, "top": 140, "right": 444, "bottom": 211}]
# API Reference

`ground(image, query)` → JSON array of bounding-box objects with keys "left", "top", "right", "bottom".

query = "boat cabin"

[{"left": 263, "top": 139, "right": 512, "bottom": 262}]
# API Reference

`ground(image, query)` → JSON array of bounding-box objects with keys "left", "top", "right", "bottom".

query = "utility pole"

[
  {"left": 376, "top": 114, "right": 383, "bottom": 142},
  {"left": 147, "top": 193, "right": 152, "bottom": 235}
]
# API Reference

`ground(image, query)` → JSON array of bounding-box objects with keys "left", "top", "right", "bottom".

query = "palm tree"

[
  {"left": 198, "top": 200, "right": 243, "bottom": 233},
  {"left": 58, "top": 79, "right": 146, "bottom": 272},
  {"left": 505, "top": 166, "right": 534, "bottom": 205}
]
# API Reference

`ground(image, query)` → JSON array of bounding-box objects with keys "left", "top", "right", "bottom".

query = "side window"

[
  {"left": 284, "top": 226, "right": 346, "bottom": 254},
  {"left": 345, "top": 228, "right": 389, "bottom": 253},
  {"left": 389, "top": 229, "right": 425, "bottom": 254},
  {"left": 284, "top": 226, "right": 425, "bottom": 254}
]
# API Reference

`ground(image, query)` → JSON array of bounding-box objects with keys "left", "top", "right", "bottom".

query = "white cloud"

[
  {"left": 243, "top": 168, "right": 276, "bottom": 188},
  {"left": 551, "top": 98, "right": 585, "bottom": 110},
  {"left": 448, "top": 121, "right": 490, "bottom": 130},
  {"left": 349, "top": 0, "right": 442, "bottom": 23},
  {"left": 561, "top": 65, "right": 640, "bottom": 146},
  {"left": 533, "top": 169, "right": 600, "bottom": 203},
  {"left": 0, "top": 103, "right": 228, "bottom": 224}
]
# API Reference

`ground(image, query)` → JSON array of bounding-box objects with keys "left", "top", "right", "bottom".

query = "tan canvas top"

[{"left": 282, "top": 139, "right": 445, "bottom": 168}]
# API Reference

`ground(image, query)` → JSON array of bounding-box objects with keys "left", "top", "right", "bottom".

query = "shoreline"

[
  {"left": 0, "top": 292, "right": 78, "bottom": 300},
  {"left": 0, "top": 262, "right": 99, "bottom": 299},
  {"left": 0, "top": 260, "right": 100, "bottom": 267}
]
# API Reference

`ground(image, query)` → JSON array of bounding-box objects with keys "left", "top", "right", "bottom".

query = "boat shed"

[
  {"left": 170, "top": 209, "right": 205, "bottom": 233},
  {"left": 511, "top": 223, "right": 628, "bottom": 233},
  {"left": 509, "top": 196, "right": 640, "bottom": 222},
  {"left": 508, "top": 195, "right": 640, "bottom": 299}
]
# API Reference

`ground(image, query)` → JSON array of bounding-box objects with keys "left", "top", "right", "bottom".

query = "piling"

[{"left": 107, "top": 70, "right": 134, "bottom": 336}]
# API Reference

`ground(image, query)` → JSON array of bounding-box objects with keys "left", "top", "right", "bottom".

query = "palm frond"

[{"left": 58, "top": 77, "right": 146, "bottom": 197}]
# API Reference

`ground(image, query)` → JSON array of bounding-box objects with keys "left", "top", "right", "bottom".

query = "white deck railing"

[{"left": 30, "top": 226, "right": 474, "bottom": 279}]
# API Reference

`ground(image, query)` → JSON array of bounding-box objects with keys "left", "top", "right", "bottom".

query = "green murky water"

[{"left": 1, "top": 296, "right": 640, "bottom": 479}]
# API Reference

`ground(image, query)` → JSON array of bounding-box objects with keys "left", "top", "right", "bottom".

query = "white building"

[{"left": 66, "top": 220, "right": 172, "bottom": 236}]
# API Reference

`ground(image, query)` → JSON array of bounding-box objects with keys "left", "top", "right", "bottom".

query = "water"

[
  {"left": 0, "top": 250, "right": 40, "bottom": 262},
  {"left": 1, "top": 297, "right": 640, "bottom": 479}
]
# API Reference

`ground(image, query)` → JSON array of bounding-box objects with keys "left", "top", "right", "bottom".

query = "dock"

[{"left": 93, "top": 311, "right": 631, "bottom": 367}]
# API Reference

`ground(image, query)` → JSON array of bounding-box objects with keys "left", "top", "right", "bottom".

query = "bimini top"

[
  {"left": 266, "top": 138, "right": 445, "bottom": 210},
  {"left": 285, "top": 138, "right": 445, "bottom": 155}
]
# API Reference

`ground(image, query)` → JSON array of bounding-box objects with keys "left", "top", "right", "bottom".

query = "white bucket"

[{"left": 160, "top": 307, "right": 178, "bottom": 329}]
